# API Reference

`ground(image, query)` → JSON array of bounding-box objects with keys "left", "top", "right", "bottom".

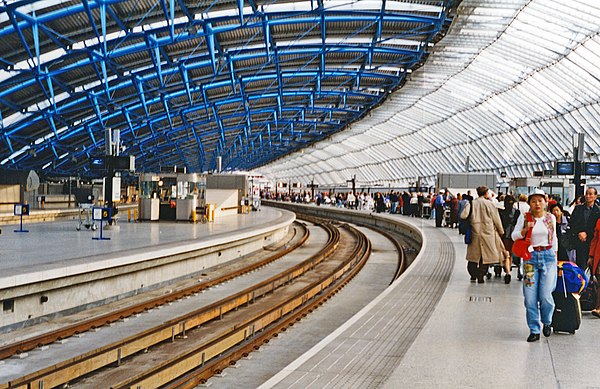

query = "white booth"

[
  {"left": 176, "top": 173, "right": 206, "bottom": 221},
  {"left": 139, "top": 174, "right": 160, "bottom": 221}
]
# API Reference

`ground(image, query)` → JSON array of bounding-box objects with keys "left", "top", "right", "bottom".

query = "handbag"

[
  {"left": 580, "top": 270, "right": 598, "bottom": 311},
  {"left": 512, "top": 212, "right": 533, "bottom": 260},
  {"left": 463, "top": 200, "right": 473, "bottom": 244}
]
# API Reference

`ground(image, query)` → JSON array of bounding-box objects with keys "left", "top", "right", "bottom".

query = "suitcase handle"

[{"left": 561, "top": 268, "right": 567, "bottom": 299}]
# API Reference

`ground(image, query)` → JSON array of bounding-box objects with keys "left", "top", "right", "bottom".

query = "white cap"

[{"left": 527, "top": 188, "right": 546, "bottom": 204}]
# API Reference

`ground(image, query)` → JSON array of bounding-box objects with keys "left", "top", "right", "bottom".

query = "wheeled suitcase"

[{"left": 551, "top": 290, "right": 581, "bottom": 334}]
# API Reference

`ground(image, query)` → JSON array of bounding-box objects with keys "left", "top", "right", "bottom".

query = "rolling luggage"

[
  {"left": 551, "top": 290, "right": 581, "bottom": 334},
  {"left": 551, "top": 262, "right": 585, "bottom": 334},
  {"left": 552, "top": 263, "right": 587, "bottom": 334},
  {"left": 552, "top": 266, "right": 582, "bottom": 334}
]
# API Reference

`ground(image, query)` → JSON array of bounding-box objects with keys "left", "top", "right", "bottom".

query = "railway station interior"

[{"left": 1, "top": 0, "right": 600, "bottom": 388}]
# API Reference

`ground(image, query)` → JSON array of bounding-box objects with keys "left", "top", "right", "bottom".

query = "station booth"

[{"left": 139, "top": 173, "right": 206, "bottom": 221}]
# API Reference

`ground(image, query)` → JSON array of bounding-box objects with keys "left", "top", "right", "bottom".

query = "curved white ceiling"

[{"left": 256, "top": 0, "right": 600, "bottom": 188}]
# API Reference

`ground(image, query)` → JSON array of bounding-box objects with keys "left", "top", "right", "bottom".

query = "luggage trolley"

[
  {"left": 443, "top": 204, "right": 452, "bottom": 227},
  {"left": 77, "top": 203, "right": 98, "bottom": 231},
  {"left": 421, "top": 203, "right": 431, "bottom": 219}
]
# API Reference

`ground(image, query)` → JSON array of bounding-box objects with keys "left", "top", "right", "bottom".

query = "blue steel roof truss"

[{"left": 0, "top": 0, "right": 457, "bottom": 176}]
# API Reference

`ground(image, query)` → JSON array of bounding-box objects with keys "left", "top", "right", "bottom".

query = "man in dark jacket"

[
  {"left": 434, "top": 190, "right": 445, "bottom": 227},
  {"left": 570, "top": 187, "right": 600, "bottom": 270},
  {"left": 402, "top": 192, "right": 411, "bottom": 215}
]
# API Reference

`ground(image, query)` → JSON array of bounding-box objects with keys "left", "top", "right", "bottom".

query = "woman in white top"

[
  {"left": 514, "top": 193, "right": 530, "bottom": 214},
  {"left": 512, "top": 189, "right": 557, "bottom": 342}
]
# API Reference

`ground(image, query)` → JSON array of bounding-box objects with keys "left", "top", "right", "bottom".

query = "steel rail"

[
  {"left": 113, "top": 223, "right": 371, "bottom": 389},
  {"left": 366, "top": 225, "right": 407, "bottom": 283},
  {"left": 4, "top": 221, "right": 340, "bottom": 389},
  {"left": 0, "top": 223, "right": 309, "bottom": 361}
]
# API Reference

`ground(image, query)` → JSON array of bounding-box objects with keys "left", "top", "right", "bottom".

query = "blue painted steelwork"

[{"left": 0, "top": 0, "right": 459, "bottom": 176}]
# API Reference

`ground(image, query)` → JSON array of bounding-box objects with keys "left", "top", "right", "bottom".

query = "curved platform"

[
  {"left": 0, "top": 207, "right": 295, "bottom": 330},
  {"left": 257, "top": 203, "right": 600, "bottom": 388}
]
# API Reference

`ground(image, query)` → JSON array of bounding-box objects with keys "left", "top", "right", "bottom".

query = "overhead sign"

[
  {"left": 555, "top": 161, "right": 574, "bottom": 175},
  {"left": 109, "top": 155, "right": 135, "bottom": 171},
  {"left": 584, "top": 162, "right": 600, "bottom": 176},
  {"left": 90, "top": 157, "right": 105, "bottom": 171}
]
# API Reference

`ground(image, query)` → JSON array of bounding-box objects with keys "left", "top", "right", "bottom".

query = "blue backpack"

[{"left": 556, "top": 261, "right": 588, "bottom": 294}]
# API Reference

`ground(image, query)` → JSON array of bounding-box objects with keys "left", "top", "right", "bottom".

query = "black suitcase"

[{"left": 551, "top": 290, "right": 581, "bottom": 334}]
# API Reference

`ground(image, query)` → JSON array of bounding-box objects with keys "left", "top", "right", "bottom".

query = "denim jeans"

[{"left": 522, "top": 249, "right": 557, "bottom": 334}]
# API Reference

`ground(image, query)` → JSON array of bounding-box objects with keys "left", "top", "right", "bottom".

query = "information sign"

[{"left": 14, "top": 204, "right": 29, "bottom": 216}]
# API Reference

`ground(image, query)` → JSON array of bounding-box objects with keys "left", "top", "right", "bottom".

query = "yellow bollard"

[
  {"left": 191, "top": 209, "right": 197, "bottom": 223},
  {"left": 206, "top": 203, "right": 215, "bottom": 222}
]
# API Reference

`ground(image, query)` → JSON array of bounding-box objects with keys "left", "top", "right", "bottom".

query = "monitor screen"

[
  {"left": 555, "top": 161, "right": 574, "bottom": 175},
  {"left": 584, "top": 162, "right": 600, "bottom": 176},
  {"left": 90, "top": 157, "right": 105, "bottom": 171}
]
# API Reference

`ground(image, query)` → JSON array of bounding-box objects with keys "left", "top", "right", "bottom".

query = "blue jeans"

[{"left": 522, "top": 249, "right": 557, "bottom": 334}]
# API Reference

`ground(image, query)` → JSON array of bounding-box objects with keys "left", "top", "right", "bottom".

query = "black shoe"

[
  {"left": 543, "top": 325, "right": 551, "bottom": 337},
  {"left": 527, "top": 333, "right": 540, "bottom": 342},
  {"left": 477, "top": 277, "right": 485, "bottom": 284},
  {"left": 504, "top": 274, "right": 511, "bottom": 284},
  {"left": 470, "top": 276, "right": 476, "bottom": 282}
]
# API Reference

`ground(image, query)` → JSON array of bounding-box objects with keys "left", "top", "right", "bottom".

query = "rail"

[
  {"left": 0, "top": 223, "right": 309, "bottom": 361},
  {"left": 3, "top": 221, "right": 341, "bottom": 389},
  {"left": 113, "top": 223, "right": 370, "bottom": 389}
]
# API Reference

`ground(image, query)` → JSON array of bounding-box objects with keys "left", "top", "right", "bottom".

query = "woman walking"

[
  {"left": 460, "top": 186, "right": 505, "bottom": 283},
  {"left": 512, "top": 189, "right": 558, "bottom": 342}
]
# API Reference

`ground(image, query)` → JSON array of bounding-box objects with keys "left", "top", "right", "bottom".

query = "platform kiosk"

[
  {"left": 139, "top": 174, "right": 160, "bottom": 221},
  {"left": 176, "top": 174, "right": 206, "bottom": 221}
]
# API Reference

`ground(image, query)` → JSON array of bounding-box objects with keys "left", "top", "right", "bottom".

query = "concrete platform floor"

[
  {"left": 0, "top": 207, "right": 288, "bottom": 278},
  {"left": 386, "top": 220, "right": 600, "bottom": 389}
]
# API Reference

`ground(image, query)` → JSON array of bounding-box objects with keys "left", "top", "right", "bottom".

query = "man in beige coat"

[{"left": 460, "top": 186, "right": 506, "bottom": 283}]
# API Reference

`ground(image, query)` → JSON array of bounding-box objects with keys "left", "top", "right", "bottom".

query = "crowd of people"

[
  {"left": 460, "top": 185, "right": 600, "bottom": 342},
  {"left": 263, "top": 185, "right": 600, "bottom": 342},
  {"left": 263, "top": 189, "right": 468, "bottom": 220}
]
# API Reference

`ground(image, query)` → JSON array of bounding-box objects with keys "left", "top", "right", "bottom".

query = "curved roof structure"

[
  {"left": 0, "top": 0, "right": 459, "bottom": 177},
  {"left": 256, "top": 0, "right": 600, "bottom": 187}
]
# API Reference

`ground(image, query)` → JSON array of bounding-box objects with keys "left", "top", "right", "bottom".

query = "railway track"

[
  {"left": 0, "top": 223, "right": 310, "bottom": 362},
  {"left": 0, "top": 219, "right": 338, "bottom": 388},
  {"left": 0, "top": 217, "right": 409, "bottom": 389}
]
